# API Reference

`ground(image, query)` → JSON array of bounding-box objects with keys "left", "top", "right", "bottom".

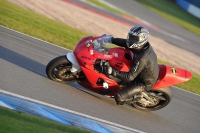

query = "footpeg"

[{"left": 103, "top": 82, "right": 108, "bottom": 89}]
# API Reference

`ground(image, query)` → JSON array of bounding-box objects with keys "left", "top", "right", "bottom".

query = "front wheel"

[
  {"left": 46, "top": 55, "right": 77, "bottom": 83},
  {"left": 131, "top": 88, "right": 172, "bottom": 111}
]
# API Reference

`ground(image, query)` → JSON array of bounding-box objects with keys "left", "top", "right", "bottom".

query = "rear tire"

[
  {"left": 46, "top": 55, "right": 76, "bottom": 83},
  {"left": 131, "top": 88, "right": 172, "bottom": 111}
]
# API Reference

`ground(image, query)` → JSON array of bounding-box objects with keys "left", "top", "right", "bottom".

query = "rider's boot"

[{"left": 114, "top": 87, "right": 142, "bottom": 105}]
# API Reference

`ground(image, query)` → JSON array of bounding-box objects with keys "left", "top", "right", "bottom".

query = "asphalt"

[
  {"left": 1, "top": 26, "right": 200, "bottom": 133},
  {"left": 1, "top": 0, "right": 200, "bottom": 133},
  {"left": 69, "top": 0, "right": 200, "bottom": 56}
]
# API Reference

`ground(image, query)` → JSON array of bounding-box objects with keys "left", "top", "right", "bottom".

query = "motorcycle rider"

[{"left": 102, "top": 26, "right": 159, "bottom": 105}]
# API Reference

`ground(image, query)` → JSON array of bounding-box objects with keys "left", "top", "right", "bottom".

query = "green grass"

[
  {"left": 0, "top": 0, "right": 91, "bottom": 50},
  {"left": 176, "top": 72, "right": 200, "bottom": 93},
  {"left": 0, "top": 107, "right": 91, "bottom": 133},
  {"left": 87, "top": 0, "right": 121, "bottom": 13},
  {"left": 86, "top": 0, "right": 138, "bottom": 20},
  {"left": 87, "top": 0, "right": 200, "bottom": 36},
  {"left": 135, "top": 0, "right": 200, "bottom": 36},
  {"left": 157, "top": 59, "right": 199, "bottom": 94},
  {"left": 86, "top": 0, "right": 200, "bottom": 94},
  {"left": 133, "top": 0, "right": 200, "bottom": 93},
  {"left": 0, "top": 0, "right": 199, "bottom": 95}
]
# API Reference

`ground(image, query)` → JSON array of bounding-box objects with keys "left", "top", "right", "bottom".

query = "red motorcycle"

[{"left": 46, "top": 35, "right": 192, "bottom": 111}]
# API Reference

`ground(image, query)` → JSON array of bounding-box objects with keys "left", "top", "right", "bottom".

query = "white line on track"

[
  {"left": 1, "top": 25, "right": 198, "bottom": 97},
  {"left": 0, "top": 26, "right": 70, "bottom": 51},
  {"left": 1, "top": 25, "right": 199, "bottom": 133},
  {"left": 82, "top": 0, "right": 191, "bottom": 44},
  {"left": 173, "top": 86, "right": 200, "bottom": 96},
  {"left": 0, "top": 89, "right": 146, "bottom": 133}
]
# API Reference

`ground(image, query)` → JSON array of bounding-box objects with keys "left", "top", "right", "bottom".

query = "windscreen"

[{"left": 92, "top": 35, "right": 111, "bottom": 54}]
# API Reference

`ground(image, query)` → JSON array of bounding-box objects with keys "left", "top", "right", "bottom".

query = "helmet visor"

[
  {"left": 128, "top": 33, "right": 139, "bottom": 41},
  {"left": 127, "top": 33, "right": 139, "bottom": 48}
]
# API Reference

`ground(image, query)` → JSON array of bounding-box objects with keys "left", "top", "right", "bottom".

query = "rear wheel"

[
  {"left": 131, "top": 88, "right": 172, "bottom": 111},
  {"left": 46, "top": 55, "right": 77, "bottom": 83}
]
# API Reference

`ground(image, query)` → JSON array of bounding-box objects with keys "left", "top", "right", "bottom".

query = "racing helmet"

[{"left": 126, "top": 26, "right": 149, "bottom": 49}]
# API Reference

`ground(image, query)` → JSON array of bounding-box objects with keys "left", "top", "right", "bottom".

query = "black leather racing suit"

[{"left": 111, "top": 38, "right": 159, "bottom": 104}]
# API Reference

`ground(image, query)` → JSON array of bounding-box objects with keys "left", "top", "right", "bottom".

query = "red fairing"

[
  {"left": 108, "top": 48, "right": 133, "bottom": 72},
  {"left": 74, "top": 36, "right": 96, "bottom": 68},
  {"left": 78, "top": 66, "right": 121, "bottom": 96},
  {"left": 73, "top": 35, "right": 192, "bottom": 96},
  {"left": 153, "top": 65, "right": 192, "bottom": 89}
]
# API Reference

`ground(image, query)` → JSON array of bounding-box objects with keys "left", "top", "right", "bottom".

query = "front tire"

[
  {"left": 131, "top": 88, "right": 172, "bottom": 111},
  {"left": 46, "top": 55, "right": 76, "bottom": 83}
]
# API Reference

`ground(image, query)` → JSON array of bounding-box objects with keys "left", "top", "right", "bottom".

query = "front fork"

[{"left": 66, "top": 52, "right": 80, "bottom": 73}]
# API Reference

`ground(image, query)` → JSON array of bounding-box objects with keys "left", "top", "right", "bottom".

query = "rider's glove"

[
  {"left": 104, "top": 65, "right": 113, "bottom": 75},
  {"left": 104, "top": 65, "right": 117, "bottom": 77},
  {"left": 98, "top": 35, "right": 113, "bottom": 44}
]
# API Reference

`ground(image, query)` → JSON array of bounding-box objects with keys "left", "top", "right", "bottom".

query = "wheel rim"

[
  {"left": 52, "top": 64, "right": 76, "bottom": 81},
  {"left": 132, "top": 90, "right": 170, "bottom": 110}
]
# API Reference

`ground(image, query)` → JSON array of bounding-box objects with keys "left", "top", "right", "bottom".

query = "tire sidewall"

[
  {"left": 46, "top": 55, "right": 72, "bottom": 83},
  {"left": 133, "top": 88, "right": 172, "bottom": 111}
]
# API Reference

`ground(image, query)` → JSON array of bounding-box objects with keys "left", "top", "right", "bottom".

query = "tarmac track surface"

[
  {"left": 70, "top": 0, "right": 200, "bottom": 56},
  {"left": 0, "top": 26, "right": 200, "bottom": 133}
]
